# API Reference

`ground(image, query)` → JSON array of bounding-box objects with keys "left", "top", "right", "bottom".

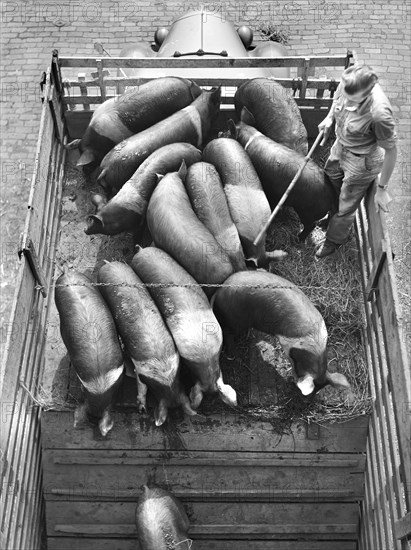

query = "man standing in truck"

[{"left": 316, "top": 64, "right": 398, "bottom": 258}]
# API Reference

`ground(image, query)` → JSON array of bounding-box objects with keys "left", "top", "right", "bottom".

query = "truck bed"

[{"left": 40, "top": 148, "right": 369, "bottom": 549}]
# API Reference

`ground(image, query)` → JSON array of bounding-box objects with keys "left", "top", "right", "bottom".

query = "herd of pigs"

[
  {"left": 56, "top": 76, "right": 353, "bottom": 441},
  {"left": 55, "top": 75, "right": 355, "bottom": 549}
]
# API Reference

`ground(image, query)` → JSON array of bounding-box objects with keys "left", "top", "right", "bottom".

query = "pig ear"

[
  {"left": 155, "top": 173, "right": 164, "bottom": 183},
  {"left": 178, "top": 160, "right": 187, "bottom": 181},
  {"left": 296, "top": 374, "right": 315, "bottom": 396},
  {"left": 240, "top": 106, "right": 256, "bottom": 126},
  {"left": 227, "top": 119, "right": 237, "bottom": 138},
  {"left": 325, "top": 371, "right": 351, "bottom": 390},
  {"left": 90, "top": 193, "right": 107, "bottom": 211},
  {"left": 65, "top": 138, "right": 81, "bottom": 150},
  {"left": 98, "top": 409, "right": 114, "bottom": 437},
  {"left": 216, "top": 377, "right": 237, "bottom": 407},
  {"left": 210, "top": 86, "right": 222, "bottom": 103},
  {"left": 77, "top": 150, "right": 95, "bottom": 166},
  {"left": 84, "top": 215, "right": 104, "bottom": 235},
  {"left": 154, "top": 400, "right": 168, "bottom": 427},
  {"left": 97, "top": 168, "right": 108, "bottom": 188},
  {"left": 189, "top": 80, "right": 202, "bottom": 99}
]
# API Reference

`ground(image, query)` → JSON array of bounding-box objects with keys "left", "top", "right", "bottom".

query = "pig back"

[
  {"left": 203, "top": 138, "right": 272, "bottom": 263},
  {"left": 240, "top": 130, "right": 334, "bottom": 222},
  {"left": 234, "top": 78, "right": 308, "bottom": 154},
  {"left": 54, "top": 271, "right": 123, "bottom": 380},
  {"left": 97, "top": 262, "right": 177, "bottom": 363},
  {"left": 98, "top": 87, "right": 221, "bottom": 192},
  {"left": 213, "top": 271, "right": 323, "bottom": 338},
  {"left": 131, "top": 247, "right": 223, "bottom": 359},
  {"left": 147, "top": 170, "right": 234, "bottom": 290},
  {"left": 185, "top": 162, "right": 247, "bottom": 271}
]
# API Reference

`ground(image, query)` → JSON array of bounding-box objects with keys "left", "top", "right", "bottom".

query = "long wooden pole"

[{"left": 253, "top": 130, "right": 325, "bottom": 248}]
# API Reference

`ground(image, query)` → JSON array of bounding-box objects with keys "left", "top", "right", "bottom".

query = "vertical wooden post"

[
  {"left": 299, "top": 57, "right": 311, "bottom": 99},
  {"left": 78, "top": 73, "right": 89, "bottom": 111},
  {"left": 96, "top": 58, "right": 106, "bottom": 102},
  {"left": 51, "top": 49, "right": 63, "bottom": 95}
]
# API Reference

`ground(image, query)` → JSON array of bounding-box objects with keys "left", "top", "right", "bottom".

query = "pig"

[
  {"left": 135, "top": 485, "right": 191, "bottom": 550},
  {"left": 203, "top": 137, "right": 287, "bottom": 266},
  {"left": 185, "top": 161, "right": 247, "bottom": 271},
  {"left": 146, "top": 162, "right": 234, "bottom": 297},
  {"left": 234, "top": 78, "right": 308, "bottom": 155},
  {"left": 131, "top": 246, "right": 237, "bottom": 409},
  {"left": 84, "top": 143, "right": 202, "bottom": 237},
  {"left": 212, "top": 270, "right": 352, "bottom": 396},
  {"left": 229, "top": 118, "right": 336, "bottom": 241},
  {"left": 54, "top": 270, "right": 124, "bottom": 436},
  {"left": 97, "top": 261, "right": 195, "bottom": 425},
  {"left": 66, "top": 77, "right": 202, "bottom": 167},
  {"left": 97, "top": 87, "right": 221, "bottom": 191}
]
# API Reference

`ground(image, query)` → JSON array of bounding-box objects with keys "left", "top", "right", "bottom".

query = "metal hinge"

[{"left": 18, "top": 235, "right": 47, "bottom": 297}]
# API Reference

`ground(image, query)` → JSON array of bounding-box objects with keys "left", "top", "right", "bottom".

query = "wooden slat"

[
  {"left": 52, "top": 522, "right": 358, "bottom": 538},
  {"left": 51, "top": 450, "right": 364, "bottom": 468},
  {"left": 45, "top": 501, "right": 358, "bottom": 534},
  {"left": 42, "top": 457, "right": 364, "bottom": 503},
  {"left": 62, "top": 76, "right": 341, "bottom": 90},
  {"left": 48, "top": 83, "right": 64, "bottom": 142},
  {"left": 46, "top": 538, "right": 357, "bottom": 550},
  {"left": 62, "top": 94, "right": 334, "bottom": 108},
  {"left": 58, "top": 55, "right": 351, "bottom": 69},
  {"left": 48, "top": 488, "right": 362, "bottom": 502},
  {"left": 96, "top": 58, "right": 106, "bottom": 102},
  {"left": 77, "top": 73, "right": 90, "bottom": 111},
  {"left": 40, "top": 411, "right": 369, "bottom": 453}
]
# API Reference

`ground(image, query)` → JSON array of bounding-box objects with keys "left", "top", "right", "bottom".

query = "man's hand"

[
  {"left": 318, "top": 115, "right": 334, "bottom": 146},
  {"left": 375, "top": 177, "right": 392, "bottom": 213}
]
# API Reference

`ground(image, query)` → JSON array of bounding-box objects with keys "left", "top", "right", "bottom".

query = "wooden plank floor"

[{"left": 42, "top": 345, "right": 368, "bottom": 548}]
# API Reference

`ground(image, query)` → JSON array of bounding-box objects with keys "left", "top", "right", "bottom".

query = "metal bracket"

[
  {"left": 18, "top": 236, "right": 47, "bottom": 297},
  {"left": 90, "top": 69, "right": 110, "bottom": 79},
  {"left": 366, "top": 240, "right": 387, "bottom": 301},
  {"left": 291, "top": 78, "right": 301, "bottom": 97}
]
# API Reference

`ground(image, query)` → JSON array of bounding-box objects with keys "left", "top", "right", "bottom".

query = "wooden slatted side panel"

[
  {"left": 58, "top": 52, "right": 352, "bottom": 112},
  {"left": 0, "top": 66, "right": 65, "bottom": 550},
  {"left": 356, "top": 187, "right": 411, "bottom": 550}
]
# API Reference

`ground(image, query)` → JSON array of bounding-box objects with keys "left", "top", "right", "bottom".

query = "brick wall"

[{"left": 1, "top": 0, "right": 410, "bottom": 339}]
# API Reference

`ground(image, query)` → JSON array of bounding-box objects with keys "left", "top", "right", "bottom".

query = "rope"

[{"left": 174, "top": 539, "right": 192, "bottom": 549}]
